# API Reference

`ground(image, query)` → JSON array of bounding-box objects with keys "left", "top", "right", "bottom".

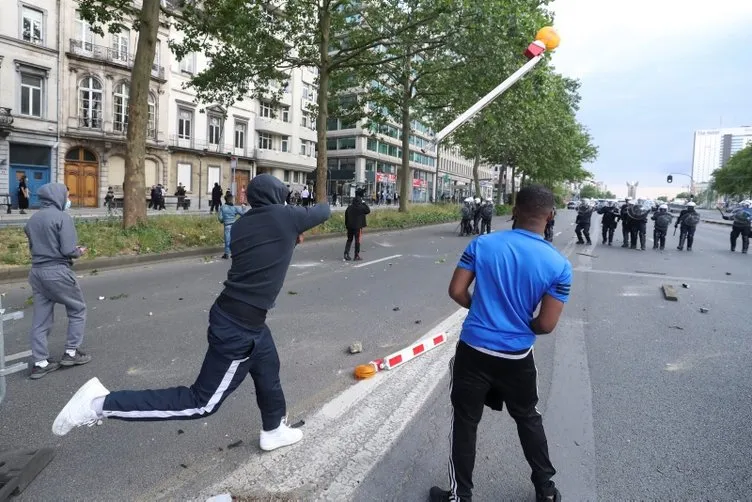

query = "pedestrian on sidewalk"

[
  {"left": 25, "top": 183, "right": 91, "bottom": 379},
  {"left": 430, "top": 184, "right": 571, "bottom": 502},
  {"left": 18, "top": 175, "right": 30, "bottom": 214},
  {"left": 344, "top": 194, "right": 370, "bottom": 261},
  {"left": 218, "top": 193, "right": 246, "bottom": 259},
  {"left": 52, "top": 174, "right": 331, "bottom": 454},
  {"left": 211, "top": 183, "right": 223, "bottom": 213}
]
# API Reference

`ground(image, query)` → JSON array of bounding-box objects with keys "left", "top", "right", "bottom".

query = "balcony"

[
  {"left": 0, "top": 108, "right": 13, "bottom": 138},
  {"left": 68, "top": 40, "right": 166, "bottom": 81},
  {"left": 255, "top": 116, "right": 295, "bottom": 137},
  {"left": 255, "top": 148, "right": 316, "bottom": 170}
]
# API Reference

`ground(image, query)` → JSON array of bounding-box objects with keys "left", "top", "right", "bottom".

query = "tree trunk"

[
  {"left": 122, "top": 0, "right": 159, "bottom": 228},
  {"left": 496, "top": 164, "right": 504, "bottom": 205},
  {"left": 398, "top": 56, "right": 412, "bottom": 213},
  {"left": 510, "top": 166, "right": 517, "bottom": 206},
  {"left": 472, "top": 149, "right": 481, "bottom": 199},
  {"left": 315, "top": 6, "right": 331, "bottom": 204}
]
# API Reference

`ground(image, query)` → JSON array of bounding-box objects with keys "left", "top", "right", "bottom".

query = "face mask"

[{"left": 65, "top": 199, "right": 71, "bottom": 210}]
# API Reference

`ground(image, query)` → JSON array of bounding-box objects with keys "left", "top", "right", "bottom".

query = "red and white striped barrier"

[{"left": 369, "top": 332, "right": 448, "bottom": 372}]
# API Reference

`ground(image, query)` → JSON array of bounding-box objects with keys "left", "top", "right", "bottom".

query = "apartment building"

[{"left": 0, "top": 0, "right": 60, "bottom": 208}]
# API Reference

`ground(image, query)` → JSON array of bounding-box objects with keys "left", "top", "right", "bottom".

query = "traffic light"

[{"left": 667, "top": 175, "right": 673, "bottom": 183}]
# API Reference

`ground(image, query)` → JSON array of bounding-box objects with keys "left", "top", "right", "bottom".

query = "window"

[
  {"left": 301, "top": 112, "right": 315, "bottom": 130},
  {"left": 378, "top": 142, "right": 388, "bottom": 155},
  {"left": 327, "top": 118, "right": 338, "bottom": 131},
  {"left": 300, "top": 140, "right": 314, "bottom": 156},
  {"left": 208, "top": 115, "right": 221, "bottom": 145},
  {"left": 302, "top": 84, "right": 316, "bottom": 102},
  {"left": 179, "top": 53, "right": 195, "bottom": 74},
  {"left": 111, "top": 30, "right": 129, "bottom": 62},
  {"left": 22, "top": 6, "right": 44, "bottom": 44},
  {"left": 300, "top": 141, "right": 306, "bottom": 155},
  {"left": 74, "top": 11, "right": 93, "bottom": 51},
  {"left": 178, "top": 108, "right": 192, "bottom": 139},
  {"left": 207, "top": 166, "right": 220, "bottom": 194},
  {"left": 258, "top": 132, "right": 272, "bottom": 150},
  {"left": 79, "top": 76, "right": 102, "bottom": 128},
  {"left": 338, "top": 137, "right": 355, "bottom": 150},
  {"left": 177, "top": 163, "right": 192, "bottom": 191},
  {"left": 20, "top": 73, "right": 42, "bottom": 117},
  {"left": 153, "top": 39, "right": 161, "bottom": 72},
  {"left": 234, "top": 122, "right": 246, "bottom": 149},
  {"left": 326, "top": 138, "right": 337, "bottom": 151},
  {"left": 281, "top": 136, "right": 289, "bottom": 153},
  {"left": 260, "top": 102, "right": 273, "bottom": 118},
  {"left": 284, "top": 170, "right": 290, "bottom": 182},
  {"left": 281, "top": 106, "right": 290, "bottom": 123},
  {"left": 367, "top": 138, "right": 377, "bottom": 151},
  {"left": 147, "top": 93, "right": 156, "bottom": 138},
  {"left": 113, "top": 82, "right": 129, "bottom": 133}
]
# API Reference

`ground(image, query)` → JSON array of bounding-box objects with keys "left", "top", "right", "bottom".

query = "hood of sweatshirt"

[
  {"left": 247, "top": 174, "right": 288, "bottom": 207},
  {"left": 38, "top": 183, "right": 68, "bottom": 211}
]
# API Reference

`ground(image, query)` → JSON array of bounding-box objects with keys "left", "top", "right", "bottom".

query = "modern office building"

[{"left": 692, "top": 127, "right": 752, "bottom": 184}]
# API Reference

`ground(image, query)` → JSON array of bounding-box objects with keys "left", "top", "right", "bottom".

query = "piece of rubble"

[
  {"left": 349, "top": 342, "right": 363, "bottom": 354},
  {"left": 661, "top": 285, "right": 678, "bottom": 301}
]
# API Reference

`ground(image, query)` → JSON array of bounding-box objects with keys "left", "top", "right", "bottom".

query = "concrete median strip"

[{"left": 197, "top": 308, "right": 467, "bottom": 502}]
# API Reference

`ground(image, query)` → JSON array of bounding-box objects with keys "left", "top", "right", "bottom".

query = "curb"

[
  {"left": 701, "top": 218, "right": 732, "bottom": 226},
  {"left": 0, "top": 221, "right": 457, "bottom": 285}
]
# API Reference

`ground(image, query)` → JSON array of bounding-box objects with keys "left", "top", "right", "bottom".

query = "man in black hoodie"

[
  {"left": 52, "top": 175, "right": 331, "bottom": 453},
  {"left": 344, "top": 196, "right": 371, "bottom": 261}
]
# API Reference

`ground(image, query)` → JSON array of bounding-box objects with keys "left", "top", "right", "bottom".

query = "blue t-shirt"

[{"left": 457, "top": 229, "right": 572, "bottom": 353}]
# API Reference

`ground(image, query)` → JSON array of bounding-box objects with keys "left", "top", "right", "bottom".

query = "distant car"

[{"left": 567, "top": 201, "right": 578, "bottom": 210}]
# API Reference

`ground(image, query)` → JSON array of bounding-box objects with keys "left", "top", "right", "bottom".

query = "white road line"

[
  {"left": 554, "top": 232, "right": 562, "bottom": 237},
  {"left": 201, "top": 308, "right": 468, "bottom": 502},
  {"left": 5, "top": 350, "right": 31, "bottom": 362},
  {"left": 573, "top": 267, "right": 751, "bottom": 286},
  {"left": 351, "top": 254, "right": 402, "bottom": 268}
]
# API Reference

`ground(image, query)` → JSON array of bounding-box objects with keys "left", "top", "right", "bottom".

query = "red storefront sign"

[
  {"left": 376, "top": 173, "right": 397, "bottom": 183},
  {"left": 412, "top": 179, "right": 427, "bottom": 188}
]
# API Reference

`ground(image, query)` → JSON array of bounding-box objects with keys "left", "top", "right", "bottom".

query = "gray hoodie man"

[{"left": 25, "top": 183, "right": 91, "bottom": 379}]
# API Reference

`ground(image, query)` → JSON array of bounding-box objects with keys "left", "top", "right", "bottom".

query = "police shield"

[{"left": 627, "top": 204, "right": 647, "bottom": 220}]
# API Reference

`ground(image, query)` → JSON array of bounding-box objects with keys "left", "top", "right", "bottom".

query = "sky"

[{"left": 549, "top": 0, "right": 752, "bottom": 199}]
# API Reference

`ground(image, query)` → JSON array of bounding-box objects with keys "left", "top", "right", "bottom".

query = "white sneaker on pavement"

[
  {"left": 52, "top": 377, "right": 110, "bottom": 436},
  {"left": 259, "top": 418, "right": 303, "bottom": 451}
]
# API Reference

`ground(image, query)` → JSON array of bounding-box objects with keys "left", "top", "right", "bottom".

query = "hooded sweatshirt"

[
  {"left": 24, "top": 183, "right": 82, "bottom": 268},
  {"left": 218, "top": 174, "right": 331, "bottom": 317}
]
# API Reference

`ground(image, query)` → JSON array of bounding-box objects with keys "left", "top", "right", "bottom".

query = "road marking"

[
  {"left": 352, "top": 254, "right": 402, "bottom": 268},
  {"left": 555, "top": 232, "right": 562, "bottom": 237},
  {"left": 573, "top": 267, "right": 751, "bottom": 286},
  {"left": 202, "top": 308, "right": 467, "bottom": 501},
  {"left": 4, "top": 350, "right": 31, "bottom": 362}
]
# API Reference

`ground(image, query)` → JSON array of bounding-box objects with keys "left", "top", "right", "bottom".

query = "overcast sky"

[{"left": 549, "top": 0, "right": 752, "bottom": 198}]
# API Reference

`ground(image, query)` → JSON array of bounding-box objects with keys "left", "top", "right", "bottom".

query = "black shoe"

[
  {"left": 660, "top": 247, "right": 665, "bottom": 251},
  {"left": 221, "top": 253, "right": 229, "bottom": 259},
  {"left": 602, "top": 240, "right": 606, "bottom": 244},
  {"left": 743, "top": 250, "right": 748, "bottom": 254},
  {"left": 344, "top": 253, "right": 352, "bottom": 261},
  {"left": 354, "top": 255, "right": 363, "bottom": 261},
  {"left": 687, "top": 247, "right": 692, "bottom": 251},
  {"left": 731, "top": 248, "right": 735, "bottom": 252},
  {"left": 430, "top": 487, "right": 451, "bottom": 502},
  {"left": 576, "top": 240, "right": 584, "bottom": 245},
  {"left": 653, "top": 246, "right": 658, "bottom": 249},
  {"left": 630, "top": 245, "right": 637, "bottom": 250},
  {"left": 536, "top": 487, "right": 561, "bottom": 502},
  {"left": 60, "top": 350, "right": 92, "bottom": 367},
  {"left": 641, "top": 246, "right": 646, "bottom": 251},
  {"left": 586, "top": 240, "right": 592, "bottom": 245},
  {"left": 608, "top": 241, "right": 613, "bottom": 246},
  {"left": 621, "top": 244, "right": 628, "bottom": 248},
  {"left": 677, "top": 246, "right": 683, "bottom": 251},
  {"left": 29, "top": 360, "right": 60, "bottom": 379}
]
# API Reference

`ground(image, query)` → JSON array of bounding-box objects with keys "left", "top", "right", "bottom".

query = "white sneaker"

[
  {"left": 52, "top": 377, "right": 110, "bottom": 436},
  {"left": 259, "top": 418, "right": 303, "bottom": 451}
]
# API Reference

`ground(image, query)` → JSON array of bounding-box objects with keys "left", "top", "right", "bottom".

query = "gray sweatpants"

[{"left": 29, "top": 264, "right": 87, "bottom": 362}]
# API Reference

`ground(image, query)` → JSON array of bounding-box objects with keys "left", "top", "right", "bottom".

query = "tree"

[
  {"left": 711, "top": 143, "right": 752, "bottom": 197},
  {"left": 77, "top": 0, "right": 165, "bottom": 227},
  {"left": 578, "top": 184, "right": 599, "bottom": 199},
  {"left": 675, "top": 192, "right": 692, "bottom": 200},
  {"left": 174, "top": 0, "right": 445, "bottom": 205},
  {"left": 657, "top": 196, "right": 669, "bottom": 202}
]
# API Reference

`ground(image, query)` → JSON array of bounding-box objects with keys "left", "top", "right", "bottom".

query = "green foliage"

[
  {"left": 494, "top": 204, "right": 512, "bottom": 216},
  {"left": 657, "top": 196, "right": 669, "bottom": 202},
  {"left": 579, "top": 184, "right": 614, "bottom": 200},
  {"left": 711, "top": 144, "right": 752, "bottom": 197},
  {"left": 674, "top": 192, "right": 692, "bottom": 200}
]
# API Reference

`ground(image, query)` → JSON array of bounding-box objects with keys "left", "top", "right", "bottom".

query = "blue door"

[{"left": 11, "top": 165, "right": 50, "bottom": 209}]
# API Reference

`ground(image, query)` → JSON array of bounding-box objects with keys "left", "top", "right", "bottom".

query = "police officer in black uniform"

[
  {"left": 651, "top": 204, "right": 673, "bottom": 250},
  {"left": 628, "top": 202, "right": 649, "bottom": 251},
  {"left": 721, "top": 200, "right": 752, "bottom": 253},
  {"left": 619, "top": 197, "right": 633, "bottom": 248},
  {"left": 675, "top": 201, "right": 699, "bottom": 251},
  {"left": 597, "top": 201, "right": 620, "bottom": 245},
  {"left": 575, "top": 201, "right": 593, "bottom": 245}
]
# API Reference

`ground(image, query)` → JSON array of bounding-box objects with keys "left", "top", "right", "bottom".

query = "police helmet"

[
  {"left": 474, "top": 197, "right": 481, "bottom": 204},
  {"left": 741, "top": 200, "right": 751, "bottom": 208},
  {"left": 659, "top": 204, "right": 668, "bottom": 211},
  {"left": 687, "top": 201, "right": 696, "bottom": 207}
]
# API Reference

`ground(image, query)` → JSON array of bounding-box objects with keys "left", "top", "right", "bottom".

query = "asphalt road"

[
  {"left": 0, "top": 217, "right": 475, "bottom": 501},
  {"left": 2, "top": 210, "right": 750, "bottom": 501},
  {"left": 355, "top": 211, "right": 752, "bottom": 501}
]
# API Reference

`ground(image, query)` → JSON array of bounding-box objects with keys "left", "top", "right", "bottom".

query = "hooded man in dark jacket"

[
  {"left": 344, "top": 196, "right": 371, "bottom": 261},
  {"left": 25, "top": 183, "right": 91, "bottom": 379},
  {"left": 52, "top": 175, "right": 331, "bottom": 454},
  {"left": 211, "top": 182, "right": 223, "bottom": 213}
]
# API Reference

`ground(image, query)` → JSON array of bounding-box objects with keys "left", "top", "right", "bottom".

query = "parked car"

[{"left": 567, "top": 200, "right": 578, "bottom": 210}]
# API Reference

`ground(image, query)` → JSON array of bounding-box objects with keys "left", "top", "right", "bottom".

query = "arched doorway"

[{"left": 65, "top": 147, "right": 99, "bottom": 207}]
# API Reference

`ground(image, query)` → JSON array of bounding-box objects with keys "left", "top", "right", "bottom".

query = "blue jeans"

[
  {"left": 102, "top": 304, "right": 287, "bottom": 430},
  {"left": 224, "top": 224, "right": 232, "bottom": 256}
]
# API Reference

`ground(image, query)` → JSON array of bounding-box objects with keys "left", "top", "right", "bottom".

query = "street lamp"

[{"left": 429, "top": 27, "right": 560, "bottom": 201}]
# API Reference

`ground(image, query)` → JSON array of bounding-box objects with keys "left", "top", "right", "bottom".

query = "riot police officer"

[
  {"left": 472, "top": 197, "right": 482, "bottom": 235},
  {"left": 460, "top": 198, "right": 474, "bottom": 236},
  {"left": 620, "top": 197, "right": 633, "bottom": 248},
  {"left": 675, "top": 201, "right": 700, "bottom": 251},
  {"left": 598, "top": 200, "right": 620, "bottom": 245},
  {"left": 480, "top": 198, "right": 494, "bottom": 234},
  {"left": 721, "top": 200, "right": 752, "bottom": 253},
  {"left": 628, "top": 202, "right": 649, "bottom": 250},
  {"left": 651, "top": 204, "right": 673, "bottom": 250},
  {"left": 575, "top": 201, "right": 593, "bottom": 245}
]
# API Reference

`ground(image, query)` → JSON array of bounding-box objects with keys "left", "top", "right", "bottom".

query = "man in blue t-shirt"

[{"left": 431, "top": 185, "right": 571, "bottom": 502}]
